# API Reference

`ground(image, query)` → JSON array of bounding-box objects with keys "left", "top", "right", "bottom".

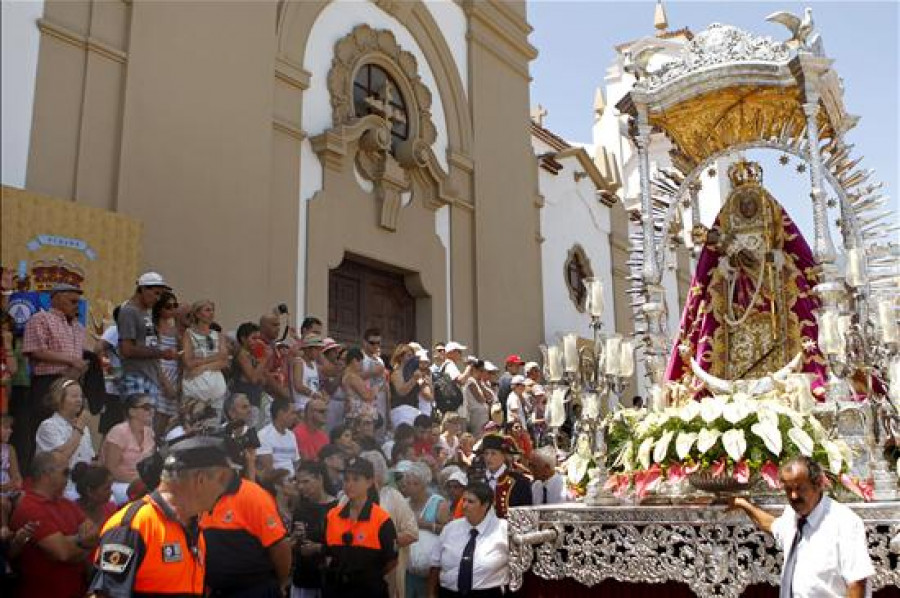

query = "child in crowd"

[{"left": 0, "top": 415, "right": 21, "bottom": 497}]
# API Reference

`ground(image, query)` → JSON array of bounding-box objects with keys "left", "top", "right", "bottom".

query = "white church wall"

[
  {"left": 1, "top": 0, "right": 44, "bottom": 187},
  {"left": 536, "top": 140, "right": 615, "bottom": 345},
  {"left": 422, "top": 0, "right": 468, "bottom": 98}
]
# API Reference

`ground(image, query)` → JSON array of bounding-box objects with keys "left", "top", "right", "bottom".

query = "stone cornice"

[
  {"left": 37, "top": 18, "right": 127, "bottom": 64},
  {"left": 275, "top": 56, "right": 311, "bottom": 91},
  {"left": 462, "top": 0, "right": 537, "bottom": 62}
]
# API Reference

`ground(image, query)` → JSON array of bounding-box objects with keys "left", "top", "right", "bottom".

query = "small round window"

[{"left": 353, "top": 64, "right": 409, "bottom": 150}]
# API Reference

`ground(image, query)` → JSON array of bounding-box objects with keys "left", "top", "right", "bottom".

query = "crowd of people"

[
  {"left": 0, "top": 268, "right": 568, "bottom": 598},
  {"left": 0, "top": 267, "right": 880, "bottom": 598}
]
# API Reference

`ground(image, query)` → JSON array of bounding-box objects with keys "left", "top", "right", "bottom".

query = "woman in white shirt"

[
  {"left": 35, "top": 378, "right": 95, "bottom": 499},
  {"left": 428, "top": 481, "right": 509, "bottom": 597}
]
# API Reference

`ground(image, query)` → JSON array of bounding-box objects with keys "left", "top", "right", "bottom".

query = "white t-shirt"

[
  {"left": 506, "top": 393, "right": 527, "bottom": 428},
  {"left": 771, "top": 496, "right": 875, "bottom": 598},
  {"left": 257, "top": 423, "right": 299, "bottom": 474},
  {"left": 36, "top": 413, "right": 95, "bottom": 498}
]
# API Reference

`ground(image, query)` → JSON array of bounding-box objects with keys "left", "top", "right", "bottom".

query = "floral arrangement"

[{"left": 602, "top": 391, "right": 873, "bottom": 501}]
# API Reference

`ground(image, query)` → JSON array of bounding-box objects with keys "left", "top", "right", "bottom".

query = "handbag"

[
  {"left": 182, "top": 370, "right": 227, "bottom": 402},
  {"left": 408, "top": 529, "right": 439, "bottom": 577}
]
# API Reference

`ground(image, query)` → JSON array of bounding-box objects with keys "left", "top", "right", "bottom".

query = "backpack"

[{"left": 433, "top": 363, "right": 463, "bottom": 414}]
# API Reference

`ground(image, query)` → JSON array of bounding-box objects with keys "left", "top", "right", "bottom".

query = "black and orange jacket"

[
  {"left": 322, "top": 498, "right": 398, "bottom": 598},
  {"left": 199, "top": 474, "right": 288, "bottom": 591},
  {"left": 89, "top": 491, "right": 206, "bottom": 597}
]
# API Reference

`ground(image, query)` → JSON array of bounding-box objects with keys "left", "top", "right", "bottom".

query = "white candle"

[
  {"left": 547, "top": 346, "right": 562, "bottom": 380},
  {"left": 818, "top": 311, "right": 841, "bottom": 355},
  {"left": 650, "top": 385, "right": 665, "bottom": 411},
  {"left": 879, "top": 299, "right": 899, "bottom": 343},
  {"left": 846, "top": 248, "right": 867, "bottom": 287},
  {"left": 563, "top": 334, "right": 579, "bottom": 373},
  {"left": 585, "top": 277, "right": 604, "bottom": 318},
  {"left": 605, "top": 336, "right": 621, "bottom": 376},
  {"left": 619, "top": 339, "right": 635, "bottom": 378}
]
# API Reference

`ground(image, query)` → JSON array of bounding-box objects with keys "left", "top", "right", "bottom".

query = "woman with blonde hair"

[
  {"left": 181, "top": 299, "right": 229, "bottom": 413},
  {"left": 35, "top": 377, "right": 94, "bottom": 498}
]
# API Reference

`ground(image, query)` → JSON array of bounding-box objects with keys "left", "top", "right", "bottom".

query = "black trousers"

[{"left": 439, "top": 587, "right": 506, "bottom": 598}]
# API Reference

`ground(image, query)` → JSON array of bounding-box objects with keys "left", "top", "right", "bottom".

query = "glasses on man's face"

[
  {"left": 366, "top": 339, "right": 381, "bottom": 346},
  {"left": 136, "top": 404, "right": 155, "bottom": 412}
]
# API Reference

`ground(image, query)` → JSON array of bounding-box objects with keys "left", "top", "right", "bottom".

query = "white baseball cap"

[
  {"left": 136, "top": 271, "right": 170, "bottom": 289},
  {"left": 524, "top": 361, "right": 540, "bottom": 373},
  {"left": 511, "top": 374, "right": 527, "bottom": 385},
  {"left": 446, "top": 470, "right": 468, "bottom": 486},
  {"left": 484, "top": 361, "right": 499, "bottom": 372},
  {"left": 445, "top": 341, "right": 467, "bottom": 353}
]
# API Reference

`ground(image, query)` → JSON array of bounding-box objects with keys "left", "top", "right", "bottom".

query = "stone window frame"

[
  {"left": 564, "top": 244, "right": 594, "bottom": 312},
  {"left": 328, "top": 24, "right": 437, "bottom": 150}
]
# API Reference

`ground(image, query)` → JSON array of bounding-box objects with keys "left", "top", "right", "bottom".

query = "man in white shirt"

[
  {"left": 429, "top": 481, "right": 508, "bottom": 597},
  {"left": 257, "top": 398, "right": 299, "bottom": 474},
  {"left": 360, "top": 327, "right": 389, "bottom": 433},
  {"left": 529, "top": 445, "right": 565, "bottom": 505},
  {"left": 731, "top": 455, "right": 874, "bottom": 598}
]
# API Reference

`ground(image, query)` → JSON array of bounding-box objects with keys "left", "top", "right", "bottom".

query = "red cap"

[{"left": 505, "top": 354, "right": 525, "bottom": 365}]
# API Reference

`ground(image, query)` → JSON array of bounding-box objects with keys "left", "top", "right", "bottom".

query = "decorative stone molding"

[
  {"left": 327, "top": 24, "right": 437, "bottom": 146},
  {"left": 313, "top": 24, "right": 452, "bottom": 232}
]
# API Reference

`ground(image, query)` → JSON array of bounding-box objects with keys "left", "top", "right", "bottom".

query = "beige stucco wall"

[{"left": 21, "top": 0, "right": 544, "bottom": 357}]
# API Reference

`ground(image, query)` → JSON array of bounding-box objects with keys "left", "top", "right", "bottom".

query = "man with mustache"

[{"left": 730, "top": 456, "right": 874, "bottom": 598}]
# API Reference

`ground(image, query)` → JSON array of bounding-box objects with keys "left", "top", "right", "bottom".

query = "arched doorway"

[{"left": 328, "top": 256, "right": 416, "bottom": 354}]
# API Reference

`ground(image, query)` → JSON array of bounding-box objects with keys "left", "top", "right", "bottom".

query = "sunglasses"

[{"left": 366, "top": 339, "right": 382, "bottom": 345}]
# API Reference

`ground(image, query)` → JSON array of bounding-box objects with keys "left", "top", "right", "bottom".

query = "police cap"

[
  {"left": 163, "top": 436, "right": 229, "bottom": 472},
  {"left": 344, "top": 456, "right": 375, "bottom": 478}
]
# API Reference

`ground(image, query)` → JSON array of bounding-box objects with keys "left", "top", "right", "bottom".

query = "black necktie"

[
  {"left": 458, "top": 528, "right": 479, "bottom": 594},
  {"left": 780, "top": 516, "right": 807, "bottom": 598},
  {"left": 542, "top": 484, "right": 549, "bottom": 504}
]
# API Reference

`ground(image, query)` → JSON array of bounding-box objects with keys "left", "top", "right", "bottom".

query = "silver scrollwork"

[{"left": 508, "top": 503, "right": 900, "bottom": 597}]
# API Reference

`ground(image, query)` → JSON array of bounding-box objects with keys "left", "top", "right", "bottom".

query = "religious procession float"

[{"left": 509, "top": 8, "right": 900, "bottom": 597}]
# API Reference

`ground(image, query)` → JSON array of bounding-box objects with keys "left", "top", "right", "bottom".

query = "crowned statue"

[{"left": 665, "top": 160, "right": 828, "bottom": 400}]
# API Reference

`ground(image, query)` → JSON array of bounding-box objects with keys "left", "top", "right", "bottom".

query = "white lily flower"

[
  {"left": 723, "top": 399, "right": 752, "bottom": 424},
  {"left": 675, "top": 431, "right": 698, "bottom": 460},
  {"left": 806, "top": 415, "right": 828, "bottom": 440},
  {"left": 834, "top": 439, "right": 853, "bottom": 465},
  {"left": 721, "top": 429, "right": 747, "bottom": 462},
  {"left": 637, "top": 437, "right": 654, "bottom": 470},
  {"left": 733, "top": 391, "right": 752, "bottom": 404},
  {"left": 654, "top": 430, "right": 675, "bottom": 463},
  {"left": 613, "top": 440, "right": 634, "bottom": 471},
  {"left": 750, "top": 420, "right": 783, "bottom": 456},
  {"left": 755, "top": 406, "right": 780, "bottom": 428},
  {"left": 821, "top": 439, "right": 843, "bottom": 475},
  {"left": 700, "top": 397, "right": 723, "bottom": 424},
  {"left": 787, "top": 427, "right": 814, "bottom": 456},
  {"left": 697, "top": 428, "right": 721, "bottom": 454},
  {"left": 679, "top": 401, "right": 702, "bottom": 423}
]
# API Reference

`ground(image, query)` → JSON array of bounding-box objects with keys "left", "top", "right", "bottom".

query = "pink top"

[{"left": 102, "top": 422, "right": 155, "bottom": 482}]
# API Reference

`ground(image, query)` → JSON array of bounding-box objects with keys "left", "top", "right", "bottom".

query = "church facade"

[{"left": 2, "top": 0, "right": 547, "bottom": 358}]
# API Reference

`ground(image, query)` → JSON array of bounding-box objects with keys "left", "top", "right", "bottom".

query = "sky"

[{"left": 529, "top": 0, "right": 899, "bottom": 247}]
